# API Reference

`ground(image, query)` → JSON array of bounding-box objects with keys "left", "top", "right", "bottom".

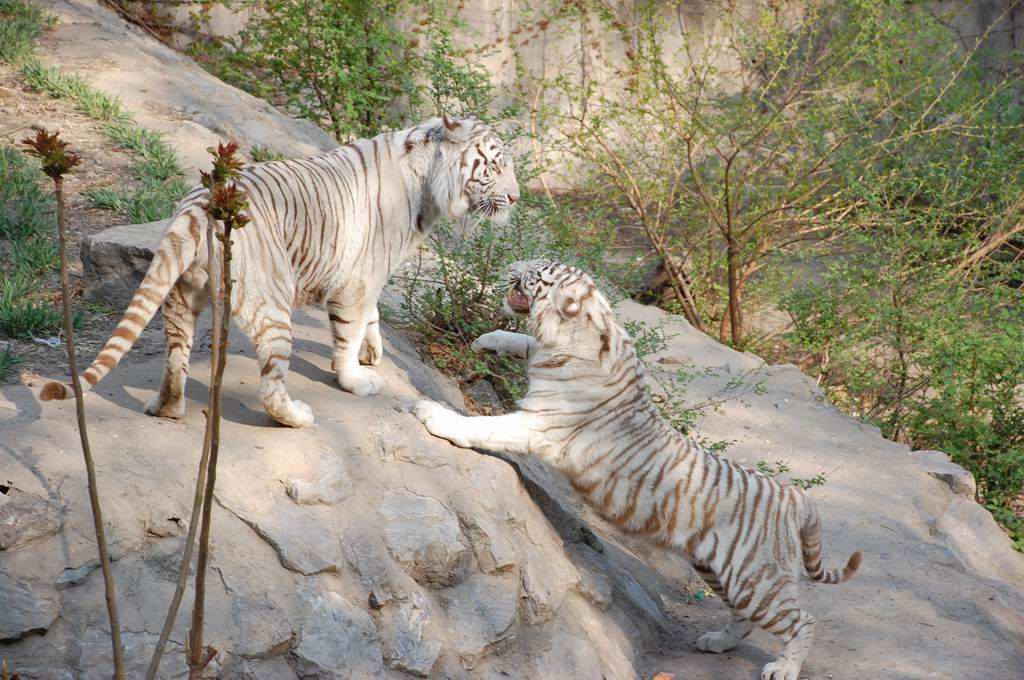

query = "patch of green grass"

[
  {"left": 249, "top": 145, "right": 288, "bottom": 163},
  {"left": 0, "top": 0, "right": 188, "bottom": 225},
  {"left": 0, "top": 0, "right": 52, "bottom": 64},
  {"left": 0, "top": 145, "right": 52, "bottom": 241},
  {"left": 0, "top": 298, "right": 62, "bottom": 339},
  {"left": 84, "top": 176, "right": 189, "bottom": 224},
  {"left": 102, "top": 122, "right": 182, "bottom": 180},
  {"left": 8, "top": 236, "right": 58, "bottom": 275},
  {"left": 20, "top": 60, "right": 128, "bottom": 122},
  {"left": 0, "top": 346, "right": 21, "bottom": 381}
]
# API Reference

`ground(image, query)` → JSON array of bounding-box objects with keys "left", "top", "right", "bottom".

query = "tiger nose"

[{"left": 507, "top": 193, "right": 518, "bottom": 205}]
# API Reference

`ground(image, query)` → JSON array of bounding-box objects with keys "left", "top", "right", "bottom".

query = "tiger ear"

[
  {"left": 442, "top": 115, "right": 472, "bottom": 142},
  {"left": 551, "top": 280, "right": 585, "bottom": 320}
]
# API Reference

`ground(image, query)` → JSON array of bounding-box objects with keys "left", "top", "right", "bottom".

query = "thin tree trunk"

[
  {"left": 188, "top": 215, "right": 235, "bottom": 679},
  {"left": 54, "top": 175, "right": 126, "bottom": 680},
  {"left": 145, "top": 237, "right": 219, "bottom": 680},
  {"left": 726, "top": 232, "right": 744, "bottom": 348}
]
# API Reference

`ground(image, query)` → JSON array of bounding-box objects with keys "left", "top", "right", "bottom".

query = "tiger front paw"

[
  {"left": 471, "top": 330, "right": 530, "bottom": 358},
  {"left": 412, "top": 400, "right": 469, "bottom": 447},
  {"left": 761, "top": 659, "right": 801, "bottom": 680},
  {"left": 338, "top": 367, "right": 384, "bottom": 396}
]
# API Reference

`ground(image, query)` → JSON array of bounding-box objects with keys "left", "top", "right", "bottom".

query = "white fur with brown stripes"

[
  {"left": 40, "top": 116, "right": 519, "bottom": 427},
  {"left": 413, "top": 259, "right": 862, "bottom": 680}
]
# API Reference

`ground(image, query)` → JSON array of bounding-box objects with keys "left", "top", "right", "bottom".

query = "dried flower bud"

[{"left": 21, "top": 127, "right": 81, "bottom": 179}]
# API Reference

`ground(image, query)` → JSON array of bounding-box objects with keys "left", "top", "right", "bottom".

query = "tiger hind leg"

[
  {"left": 738, "top": 577, "right": 814, "bottom": 680},
  {"left": 144, "top": 276, "right": 208, "bottom": 419},
  {"left": 693, "top": 564, "right": 754, "bottom": 654},
  {"left": 243, "top": 312, "right": 315, "bottom": 428},
  {"left": 757, "top": 602, "right": 815, "bottom": 680}
]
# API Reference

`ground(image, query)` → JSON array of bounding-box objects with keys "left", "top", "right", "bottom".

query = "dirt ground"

[{"left": 0, "top": 60, "right": 141, "bottom": 387}]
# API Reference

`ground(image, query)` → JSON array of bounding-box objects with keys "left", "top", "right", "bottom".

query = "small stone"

[
  {"left": 0, "top": 488, "right": 62, "bottom": 551},
  {"left": 380, "top": 491, "right": 473, "bottom": 588},
  {"left": 293, "top": 589, "right": 384, "bottom": 680},
  {"left": 55, "top": 560, "right": 101, "bottom": 590},
  {"left": 378, "top": 591, "right": 441, "bottom": 677},
  {"left": 910, "top": 450, "right": 977, "bottom": 498},
  {"left": 285, "top": 463, "right": 351, "bottom": 505},
  {"left": 0, "top": 575, "right": 59, "bottom": 641},
  {"left": 465, "top": 380, "right": 503, "bottom": 411},
  {"left": 438, "top": 574, "right": 519, "bottom": 668}
]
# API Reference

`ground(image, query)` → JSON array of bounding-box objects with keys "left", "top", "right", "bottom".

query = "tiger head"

[
  {"left": 505, "top": 260, "right": 620, "bottom": 360},
  {"left": 424, "top": 116, "right": 519, "bottom": 226}
]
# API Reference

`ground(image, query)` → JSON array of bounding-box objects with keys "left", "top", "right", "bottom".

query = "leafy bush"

[
  {"left": 783, "top": 236, "right": 1024, "bottom": 548},
  {"left": 0, "top": 145, "right": 52, "bottom": 242},
  {"left": 193, "top": 0, "right": 420, "bottom": 141},
  {"left": 0, "top": 346, "right": 21, "bottom": 382}
]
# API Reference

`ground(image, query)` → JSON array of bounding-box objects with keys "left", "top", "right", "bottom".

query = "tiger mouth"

[{"left": 506, "top": 288, "right": 530, "bottom": 314}]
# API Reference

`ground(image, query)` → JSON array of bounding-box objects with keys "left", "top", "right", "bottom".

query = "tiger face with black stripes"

[
  {"left": 429, "top": 116, "right": 517, "bottom": 225},
  {"left": 414, "top": 259, "right": 861, "bottom": 680}
]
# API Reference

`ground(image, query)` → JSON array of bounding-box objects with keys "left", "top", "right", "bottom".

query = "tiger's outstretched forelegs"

[
  {"left": 329, "top": 285, "right": 384, "bottom": 397},
  {"left": 471, "top": 330, "right": 538, "bottom": 359},
  {"left": 144, "top": 275, "right": 208, "bottom": 419},
  {"left": 412, "top": 401, "right": 533, "bottom": 455}
]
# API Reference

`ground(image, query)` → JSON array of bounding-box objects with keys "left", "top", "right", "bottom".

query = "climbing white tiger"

[
  {"left": 413, "top": 259, "right": 861, "bottom": 680},
  {"left": 41, "top": 116, "right": 519, "bottom": 427}
]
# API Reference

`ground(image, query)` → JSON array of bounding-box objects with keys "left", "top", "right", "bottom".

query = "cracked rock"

[
  {"left": 438, "top": 574, "right": 519, "bottom": 668},
  {"left": 293, "top": 589, "right": 384, "bottom": 680},
  {"left": 378, "top": 591, "right": 441, "bottom": 677},
  {"left": 217, "top": 494, "right": 345, "bottom": 575},
  {"left": 0, "top": 488, "right": 62, "bottom": 550},
  {"left": 0, "top": 575, "right": 59, "bottom": 642},
  {"left": 380, "top": 491, "right": 473, "bottom": 588}
]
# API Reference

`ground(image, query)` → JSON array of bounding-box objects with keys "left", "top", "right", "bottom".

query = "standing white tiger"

[
  {"left": 413, "top": 260, "right": 862, "bottom": 680},
  {"left": 41, "top": 116, "right": 519, "bottom": 427}
]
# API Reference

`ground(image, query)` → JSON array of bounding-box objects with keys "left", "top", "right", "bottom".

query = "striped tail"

[
  {"left": 800, "top": 503, "right": 862, "bottom": 585},
  {"left": 40, "top": 205, "right": 207, "bottom": 402}
]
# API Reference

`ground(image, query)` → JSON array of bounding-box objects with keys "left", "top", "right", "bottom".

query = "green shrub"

[
  {"left": 0, "top": 0, "right": 52, "bottom": 64},
  {"left": 0, "top": 346, "right": 21, "bottom": 382},
  {"left": 194, "top": 0, "right": 420, "bottom": 141},
  {"left": 783, "top": 229, "right": 1024, "bottom": 549},
  {"left": 0, "top": 145, "right": 52, "bottom": 241}
]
